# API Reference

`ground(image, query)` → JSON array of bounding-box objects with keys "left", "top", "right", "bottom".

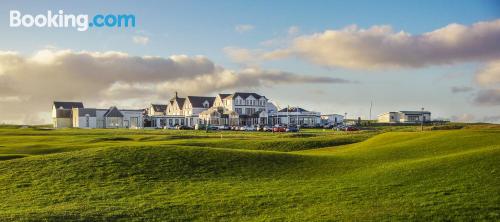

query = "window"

[
  {"left": 235, "top": 108, "right": 242, "bottom": 115},
  {"left": 85, "top": 115, "right": 90, "bottom": 127}
]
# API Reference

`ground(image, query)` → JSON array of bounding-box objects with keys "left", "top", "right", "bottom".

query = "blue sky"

[{"left": 0, "top": 0, "right": 499, "bottom": 123}]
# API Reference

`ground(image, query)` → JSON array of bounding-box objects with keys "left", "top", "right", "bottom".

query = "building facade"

[
  {"left": 52, "top": 101, "right": 84, "bottom": 128},
  {"left": 269, "top": 107, "right": 321, "bottom": 127},
  {"left": 321, "top": 114, "right": 345, "bottom": 125},
  {"left": 378, "top": 111, "right": 431, "bottom": 123},
  {"left": 53, "top": 91, "right": 323, "bottom": 129},
  {"left": 53, "top": 101, "right": 143, "bottom": 129}
]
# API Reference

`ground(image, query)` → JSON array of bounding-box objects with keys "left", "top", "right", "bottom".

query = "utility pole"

[
  {"left": 344, "top": 112, "right": 347, "bottom": 125},
  {"left": 421, "top": 107, "right": 424, "bottom": 131},
  {"left": 369, "top": 101, "right": 373, "bottom": 125}
]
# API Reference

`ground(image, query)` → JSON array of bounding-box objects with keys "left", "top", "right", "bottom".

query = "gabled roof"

[
  {"left": 53, "top": 101, "right": 83, "bottom": 109},
  {"left": 218, "top": 94, "right": 232, "bottom": 99},
  {"left": 175, "top": 98, "right": 186, "bottom": 108},
  {"left": 227, "top": 92, "right": 264, "bottom": 100},
  {"left": 104, "top": 106, "right": 124, "bottom": 117},
  {"left": 77, "top": 108, "right": 96, "bottom": 117},
  {"left": 151, "top": 104, "right": 167, "bottom": 112},
  {"left": 187, "top": 96, "right": 215, "bottom": 108},
  {"left": 279, "top": 107, "right": 308, "bottom": 112}
]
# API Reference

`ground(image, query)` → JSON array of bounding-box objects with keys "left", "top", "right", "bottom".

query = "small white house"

[
  {"left": 269, "top": 107, "right": 321, "bottom": 127},
  {"left": 378, "top": 111, "right": 431, "bottom": 123},
  {"left": 69, "top": 105, "right": 143, "bottom": 129},
  {"left": 321, "top": 114, "right": 344, "bottom": 125}
]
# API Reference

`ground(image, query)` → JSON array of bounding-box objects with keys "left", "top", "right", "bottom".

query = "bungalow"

[
  {"left": 378, "top": 111, "right": 431, "bottom": 123},
  {"left": 269, "top": 107, "right": 321, "bottom": 127},
  {"left": 53, "top": 101, "right": 143, "bottom": 129},
  {"left": 321, "top": 114, "right": 345, "bottom": 126}
]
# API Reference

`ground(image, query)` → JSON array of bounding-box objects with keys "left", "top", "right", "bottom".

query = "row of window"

[
  {"left": 234, "top": 108, "right": 266, "bottom": 115},
  {"left": 235, "top": 99, "right": 266, "bottom": 106}
]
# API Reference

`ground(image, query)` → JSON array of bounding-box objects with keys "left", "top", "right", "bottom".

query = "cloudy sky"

[{"left": 0, "top": 0, "right": 499, "bottom": 124}]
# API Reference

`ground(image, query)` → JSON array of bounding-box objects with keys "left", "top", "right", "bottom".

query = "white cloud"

[
  {"left": 235, "top": 24, "right": 255, "bottom": 33},
  {"left": 132, "top": 36, "right": 150, "bottom": 45},
  {"left": 475, "top": 60, "right": 500, "bottom": 86},
  {"left": 0, "top": 49, "right": 349, "bottom": 124},
  {"left": 228, "top": 19, "right": 500, "bottom": 69}
]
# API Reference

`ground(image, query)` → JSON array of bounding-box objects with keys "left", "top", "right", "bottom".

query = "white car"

[{"left": 245, "top": 126, "right": 256, "bottom": 131}]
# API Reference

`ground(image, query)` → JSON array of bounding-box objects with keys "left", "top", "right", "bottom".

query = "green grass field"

[{"left": 0, "top": 125, "right": 498, "bottom": 221}]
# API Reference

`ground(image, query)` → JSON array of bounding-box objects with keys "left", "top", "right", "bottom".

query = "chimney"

[{"left": 175, "top": 91, "right": 178, "bottom": 98}]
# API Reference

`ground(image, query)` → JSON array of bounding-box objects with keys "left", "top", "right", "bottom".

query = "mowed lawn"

[{"left": 0, "top": 125, "right": 498, "bottom": 221}]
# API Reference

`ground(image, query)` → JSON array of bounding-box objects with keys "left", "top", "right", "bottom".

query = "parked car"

[
  {"left": 272, "top": 125, "right": 286, "bottom": 132},
  {"left": 176, "top": 125, "right": 191, "bottom": 130},
  {"left": 263, "top": 125, "right": 272, "bottom": 132},
  {"left": 218, "top": 125, "right": 230, "bottom": 130},
  {"left": 323, "top": 124, "right": 334, "bottom": 129},
  {"left": 256, "top": 125, "right": 265, "bottom": 131},
  {"left": 286, "top": 126, "right": 299, "bottom": 132},
  {"left": 245, "top": 125, "right": 256, "bottom": 131},
  {"left": 205, "top": 125, "right": 218, "bottom": 130},
  {"left": 342, "top": 126, "right": 359, "bottom": 131},
  {"left": 163, "top": 125, "right": 176, "bottom": 130},
  {"left": 334, "top": 125, "right": 346, "bottom": 131}
]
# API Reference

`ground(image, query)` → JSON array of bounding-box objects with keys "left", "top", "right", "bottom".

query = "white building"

[
  {"left": 321, "top": 114, "right": 344, "bottom": 125},
  {"left": 53, "top": 101, "right": 143, "bottom": 129},
  {"left": 378, "top": 111, "right": 431, "bottom": 123},
  {"left": 269, "top": 107, "right": 321, "bottom": 127},
  {"left": 52, "top": 101, "right": 84, "bottom": 128},
  {"left": 206, "top": 92, "right": 269, "bottom": 126},
  {"left": 72, "top": 106, "right": 143, "bottom": 129}
]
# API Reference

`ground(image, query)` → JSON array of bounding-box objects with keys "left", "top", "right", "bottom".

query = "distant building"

[
  {"left": 53, "top": 91, "right": 325, "bottom": 129},
  {"left": 321, "top": 114, "right": 344, "bottom": 125},
  {"left": 378, "top": 111, "right": 431, "bottom": 123},
  {"left": 52, "top": 101, "right": 84, "bottom": 128},
  {"left": 269, "top": 107, "right": 321, "bottom": 127},
  {"left": 53, "top": 101, "right": 143, "bottom": 129}
]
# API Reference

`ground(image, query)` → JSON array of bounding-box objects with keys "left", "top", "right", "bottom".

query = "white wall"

[
  {"left": 75, "top": 116, "right": 97, "bottom": 128},
  {"left": 121, "top": 110, "right": 143, "bottom": 128}
]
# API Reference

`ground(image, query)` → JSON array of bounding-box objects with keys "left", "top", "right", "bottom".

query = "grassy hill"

[{"left": 0, "top": 125, "right": 498, "bottom": 221}]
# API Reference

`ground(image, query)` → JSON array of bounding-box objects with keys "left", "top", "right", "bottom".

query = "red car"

[
  {"left": 272, "top": 126, "right": 286, "bottom": 132},
  {"left": 345, "top": 126, "right": 359, "bottom": 131}
]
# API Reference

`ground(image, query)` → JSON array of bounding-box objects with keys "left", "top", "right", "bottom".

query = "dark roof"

[
  {"left": 151, "top": 104, "right": 167, "bottom": 112},
  {"left": 53, "top": 101, "right": 83, "bottom": 109},
  {"left": 187, "top": 96, "right": 215, "bottom": 108},
  {"left": 218, "top": 94, "right": 231, "bottom": 99},
  {"left": 400, "top": 111, "right": 431, "bottom": 115},
  {"left": 55, "top": 109, "right": 73, "bottom": 118},
  {"left": 175, "top": 98, "right": 186, "bottom": 108},
  {"left": 104, "top": 107, "right": 124, "bottom": 117},
  {"left": 279, "top": 107, "right": 308, "bottom": 112},
  {"left": 77, "top": 108, "right": 96, "bottom": 117},
  {"left": 227, "top": 92, "right": 264, "bottom": 100}
]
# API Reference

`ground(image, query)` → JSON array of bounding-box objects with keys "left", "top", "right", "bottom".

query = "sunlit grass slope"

[{"left": 0, "top": 125, "right": 498, "bottom": 221}]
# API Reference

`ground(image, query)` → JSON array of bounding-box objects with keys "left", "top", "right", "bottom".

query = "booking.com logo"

[{"left": 9, "top": 10, "right": 135, "bottom": 31}]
